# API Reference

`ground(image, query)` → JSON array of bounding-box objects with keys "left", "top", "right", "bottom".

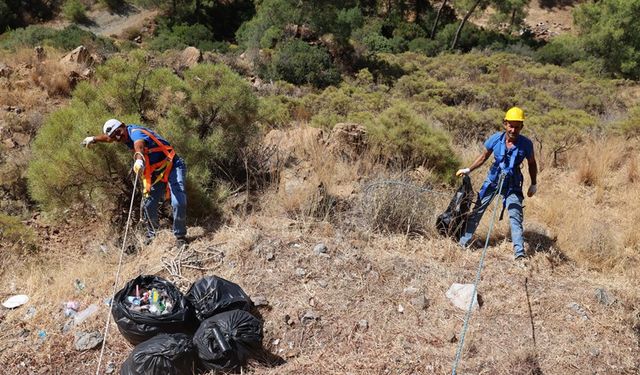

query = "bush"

[
  {"left": 150, "top": 24, "right": 217, "bottom": 52},
  {"left": 365, "top": 103, "right": 459, "bottom": 180},
  {"left": 264, "top": 39, "right": 340, "bottom": 88},
  {"left": 535, "top": 35, "right": 586, "bottom": 67},
  {"left": 0, "top": 25, "right": 117, "bottom": 53},
  {"left": 62, "top": 0, "right": 88, "bottom": 23}
]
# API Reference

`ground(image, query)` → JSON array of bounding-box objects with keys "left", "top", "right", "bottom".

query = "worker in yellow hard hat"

[{"left": 455, "top": 106, "right": 538, "bottom": 263}]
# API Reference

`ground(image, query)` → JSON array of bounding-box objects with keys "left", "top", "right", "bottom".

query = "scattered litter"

[
  {"left": 74, "top": 279, "right": 85, "bottom": 291},
  {"left": 124, "top": 287, "right": 175, "bottom": 315},
  {"left": 358, "top": 319, "right": 369, "bottom": 330},
  {"left": 313, "top": 243, "right": 328, "bottom": 254},
  {"left": 251, "top": 295, "right": 269, "bottom": 307},
  {"left": 24, "top": 307, "right": 36, "bottom": 320},
  {"left": 74, "top": 304, "right": 99, "bottom": 326},
  {"left": 397, "top": 304, "right": 405, "bottom": 313},
  {"left": 2, "top": 294, "right": 29, "bottom": 309},
  {"left": 37, "top": 330, "right": 47, "bottom": 342},
  {"left": 567, "top": 302, "right": 589, "bottom": 320},
  {"left": 446, "top": 283, "right": 479, "bottom": 311},
  {"left": 63, "top": 301, "right": 80, "bottom": 317}
]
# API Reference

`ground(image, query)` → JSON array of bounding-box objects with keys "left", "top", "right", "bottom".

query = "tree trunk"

[
  {"left": 451, "top": 0, "right": 482, "bottom": 50},
  {"left": 430, "top": 0, "right": 447, "bottom": 39}
]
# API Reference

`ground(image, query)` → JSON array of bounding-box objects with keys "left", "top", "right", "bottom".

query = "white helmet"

[{"left": 103, "top": 119, "right": 123, "bottom": 136}]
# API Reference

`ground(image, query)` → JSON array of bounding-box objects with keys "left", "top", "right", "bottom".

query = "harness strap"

[
  {"left": 497, "top": 133, "right": 519, "bottom": 221},
  {"left": 131, "top": 128, "right": 176, "bottom": 198}
]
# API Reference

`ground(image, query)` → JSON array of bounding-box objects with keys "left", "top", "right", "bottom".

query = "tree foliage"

[{"left": 573, "top": 0, "right": 640, "bottom": 79}]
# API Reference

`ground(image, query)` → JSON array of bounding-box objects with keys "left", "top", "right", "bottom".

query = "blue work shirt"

[
  {"left": 480, "top": 131, "right": 534, "bottom": 198},
  {"left": 124, "top": 125, "right": 172, "bottom": 165}
]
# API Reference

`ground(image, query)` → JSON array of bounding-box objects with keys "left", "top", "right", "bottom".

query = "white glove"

[
  {"left": 133, "top": 159, "right": 145, "bottom": 175},
  {"left": 456, "top": 168, "right": 470, "bottom": 177},
  {"left": 81, "top": 136, "right": 95, "bottom": 147},
  {"left": 527, "top": 184, "right": 537, "bottom": 197}
]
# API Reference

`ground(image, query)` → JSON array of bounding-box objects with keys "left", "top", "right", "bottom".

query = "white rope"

[
  {"left": 451, "top": 173, "right": 505, "bottom": 375},
  {"left": 96, "top": 172, "right": 139, "bottom": 375}
]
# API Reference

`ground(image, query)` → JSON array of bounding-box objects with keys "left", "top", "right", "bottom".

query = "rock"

[
  {"left": 105, "top": 362, "right": 116, "bottom": 374},
  {"left": 301, "top": 310, "right": 320, "bottom": 325},
  {"left": 397, "top": 304, "right": 405, "bottom": 313},
  {"left": 313, "top": 243, "right": 328, "bottom": 254},
  {"left": 266, "top": 252, "right": 275, "bottom": 261},
  {"left": 567, "top": 302, "right": 589, "bottom": 320},
  {"left": 284, "top": 314, "right": 295, "bottom": 326},
  {"left": 410, "top": 295, "right": 428, "bottom": 311},
  {"left": 317, "top": 279, "right": 328, "bottom": 288},
  {"left": 403, "top": 287, "right": 419, "bottom": 296},
  {"left": 3, "top": 138, "right": 16, "bottom": 149},
  {"left": 328, "top": 123, "right": 367, "bottom": 161},
  {"left": 60, "top": 46, "right": 93, "bottom": 66},
  {"left": 251, "top": 295, "right": 269, "bottom": 307},
  {"left": 446, "top": 283, "right": 479, "bottom": 311},
  {"left": 590, "top": 348, "right": 600, "bottom": 357},
  {"left": 447, "top": 330, "right": 458, "bottom": 343},
  {"left": 358, "top": 319, "right": 368, "bottom": 330},
  {"left": 595, "top": 288, "right": 616, "bottom": 306},
  {"left": 0, "top": 63, "right": 13, "bottom": 78},
  {"left": 295, "top": 268, "right": 306, "bottom": 277},
  {"left": 176, "top": 46, "right": 202, "bottom": 69},
  {"left": 74, "top": 331, "right": 103, "bottom": 351},
  {"left": 12, "top": 132, "right": 30, "bottom": 147}
]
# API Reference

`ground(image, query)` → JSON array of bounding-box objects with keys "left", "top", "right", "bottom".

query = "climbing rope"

[
  {"left": 451, "top": 173, "right": 506, "bottom": 375},
  {"left": 95, "top": 172, "right": 140, "bottom": 375}
]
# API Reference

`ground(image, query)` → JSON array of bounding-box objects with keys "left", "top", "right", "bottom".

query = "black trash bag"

[
  {"left": 436, "top": 175, "right": 475, "bottom": 240},
  {"left": 120, "top": 333, "right": 195, "bottom": 375},
  {"left": 185, "top": 275, "right": 252, "bottom": 321},
  {"left": 113, "top": 275, "right": 196, "bottom": 345},
  {"left": 193, "top": 310, "right": 264, "bottom": 372}
]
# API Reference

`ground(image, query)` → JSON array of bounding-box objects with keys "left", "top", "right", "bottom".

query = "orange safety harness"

[{"left": 131, "top": 128, "right": 176, "bottom": 199}]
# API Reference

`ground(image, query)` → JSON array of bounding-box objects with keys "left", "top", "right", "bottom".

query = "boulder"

[
  {"left": 60, "top": 46, "right": 94, "bottom": 66},
  {"left": 328, "top": 122, "right": 367, "bottom": 161},
  {"left": 176, "top": 46, "right": 202, "bottom": 69}
]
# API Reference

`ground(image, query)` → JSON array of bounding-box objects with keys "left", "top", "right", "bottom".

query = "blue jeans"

[
  {"left": 143, "top": 157, "right": 187, "bottom": 239},
  {"left": 458, "top": 182, "right": 525, "bottom": 258}
]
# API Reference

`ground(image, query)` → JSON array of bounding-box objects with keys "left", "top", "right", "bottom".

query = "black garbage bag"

[
  {"left": 185, "top": 275, "right": 252, "bottom": 321},
  {"left": 193, "top": 310, "right": 264, "bottom": 372},
  {"left": 113, "top": 275, "right": 196, "bottom": 345},
  {"left": 120, "top": 333, "right": 195, "bottom": 375},
  {"left": 436, "top": 175, "right": 474, "bottom": 240}
]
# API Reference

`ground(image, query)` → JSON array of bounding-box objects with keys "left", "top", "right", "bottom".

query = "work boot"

[{"left": 175, "top": 237, "right": 188, "bottom": 249}]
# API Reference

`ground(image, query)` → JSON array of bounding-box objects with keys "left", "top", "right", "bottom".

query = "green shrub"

[
  {"left": 365, "top": 103, "right": 459, "bottom": 180},
  {"left": 535, "top": 35, "right": 586, "bottom": 67},
  {"left": 265, "top": 39, "right": 340, "bottom": 88},
  {"left": 150, "top": 23, "right": 218, "bottom": 52},
  {"left": 0, "top": 25, "right": 117, "bottom": 53},
  {"left": 527, "top": 109, "right": 598, "bottom": 166},
  {"left": 62, "top": 0, "right": 88, "bottom": 23}
]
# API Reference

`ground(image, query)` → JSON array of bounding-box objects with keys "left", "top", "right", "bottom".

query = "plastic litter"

[
  {"left": 193, "top": 310, "right": 263, "bottom": 372},
  {"left": 74, "top": 304, "right": 99, "bottom": 326},
  {"left": 436, "top": 175, "right": 474, "bottom": 240},
  {"left": 185, "top": 275, "right": 252, "bottom": 321},
  {"left": 74, "top": 279, "right": 85, "bottom": 291},
  {"left": 120, "top": 333, "right": 195, "bottom": 375},
  {"left": 2, "top": 294, "right": 29, "bottom": 309}
]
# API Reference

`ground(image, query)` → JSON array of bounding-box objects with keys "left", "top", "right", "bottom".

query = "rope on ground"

[
  {"left": 95, "top": 172, "right": 139, "bottom": 375},
  {"left": 451, "top": 173, "right": 505, "bottom": 375}
]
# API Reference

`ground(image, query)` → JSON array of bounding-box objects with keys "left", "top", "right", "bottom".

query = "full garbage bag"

[
  {"left": 436, "top": 175, "right": 474, "bottom": 240},
  {"left": 193, "top": 310, "right": 263, "bottom": 371},
  {"left": 185, "top": 275, "right": 252, "bottom": 321},
  {"left": 120, "top": 333, "right": 195, "bottom": 375},
  {"left": 113, "top": 275, "right": 196, "bottom": 345}
]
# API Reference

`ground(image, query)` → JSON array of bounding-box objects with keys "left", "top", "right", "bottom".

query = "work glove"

[
  {"left": 456, "top": 168, "right": 470, "bottom": 177},
  {"left": 133, "top": 159, "right": 145, "bottom": 175},
  {"left": 527, "top": 184, "right": 537, "bottom": 197},
  {"left": 81, "top": 136, "right": 95, "bottom": 147}
]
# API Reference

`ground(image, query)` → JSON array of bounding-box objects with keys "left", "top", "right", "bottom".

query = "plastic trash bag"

[
  {"left": 185, "top": 276, "right": 252, "bottom": 321},
  {"left": 120, "top": 333, "right": 195, "bottom": 375},
  {"left": 436, "top": 175, "right": 474, "bottom": 240},
  {"left": 113, "top": 275, "right": 196, "bottom": 345},
  {"left": 193, "top": 310, "right": 263, "bottom": 372}
]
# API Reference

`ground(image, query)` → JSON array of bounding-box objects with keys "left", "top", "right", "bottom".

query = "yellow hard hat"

[{"left": 504, "top": 107, "right": 525, "bottom": 122}]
